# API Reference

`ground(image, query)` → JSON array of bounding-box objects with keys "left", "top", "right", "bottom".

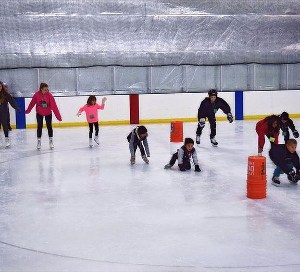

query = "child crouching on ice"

[
  {"left": 77, "top": 96, "right": 107, "bottom": 147},
  {"left": 127, "top": 125, "right": 150, "bottom": 165},
  {"left": 269, "top": 139, "right": 300, "bottom": 186},
  {"left": 164, "top": 138, "right": 201, "bottom": 172}
]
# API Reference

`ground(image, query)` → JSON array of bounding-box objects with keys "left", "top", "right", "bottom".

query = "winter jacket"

[
  {"left": 25, "top": 91, "right": 62, "bottom": 121},
  {"left": 269, "top": 144, "right": 300, "bottom": 174},
  {"left": 280, "top": 118, "right": 296, "bottom": 134},
  {"left": 127, "top": 127, "right": 150, "bottom": 157},
  {"left": 256, "top": 119, "right": 279, "bottom": 150},
  {"left": 198, "top": 97, "right": 231, "bottom": 120},
  {"left": 178, "top": 145, "right": 199, "bottom": 167},
  {"left": 0, "top": 92, "right": 20, "bottom": 124},
  {"left": 78, "top": 103, "right": 105, "bottom": 123}
]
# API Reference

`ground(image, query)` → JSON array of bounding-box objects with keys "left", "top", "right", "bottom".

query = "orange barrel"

[
  {"left": 170, "top": 121, "right": 183, "bottom": 143},
  {"left": 247, "top": 156, "right": 267, "bottom": 199}
]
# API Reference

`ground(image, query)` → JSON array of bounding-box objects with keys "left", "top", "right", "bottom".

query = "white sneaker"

[
  {"left": 89, "top": 138, "right": 93, "bottom": 147},
  {"left": 5, "top": 137, "right": 10, "bottom": 148},
  {"left": 49, "top": 137, "right": 54, "bottom": 150},
  {"left": 94, "top": 136, "right": 99, "bottom": 145},
  {"left": 210, "top": 137, "right": 218, "bottom": 146},
  {"left": 37, "top": 138, "right": 41, "bottom": 150}
]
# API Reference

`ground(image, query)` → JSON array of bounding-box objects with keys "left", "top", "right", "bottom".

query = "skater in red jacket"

[
  {"left": 256, "top": 115, "right": 281, "bottom": 156},
  {"left": 25, "top": 83, "right": 62, "bottom": 150}
]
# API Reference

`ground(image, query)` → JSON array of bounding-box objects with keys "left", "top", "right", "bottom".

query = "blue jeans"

[{"left": 273, "top": 163, "right": 293, "bottom": 177}]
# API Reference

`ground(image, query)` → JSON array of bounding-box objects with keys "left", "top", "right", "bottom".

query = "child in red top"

[
  {"left": 77, "top": 95, "right": 107, "bottom": 147},
  {"left": 25, "top": 83, "right": 62, "bottom": 150},
  {"left": 256, "top": 115, "right": 281, "bottom": 156}
]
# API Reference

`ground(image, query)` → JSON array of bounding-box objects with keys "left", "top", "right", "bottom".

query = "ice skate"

[
  {"left": 164, "top": 163, "right": 172, "bottom": 169},
  {"left": 130, "top": 156, "right": 135, "bottom": 165},
  {"left": 142, "top": 155, "right": 149, "bottom": 164},
  {"left": 272, "top": 176, "right": 280, "bottom": 187},
  {"left": 196, "top": 135, "right": 201, "bottom": 145},
  {"left": 89, "top": 138, "right": 93, "bottom": 148},
  {"left": 94, "top": 136, "right": 99, "bottom": 145},
  {"left": 210, "top": 137, "right": 218, "bottom": 147},
  {"left": 5, "top": 137, "right": 10, "bottom": 148},
  {"left": 49, "top": 137, "right": 54, "bottom": 150},
  {"left": 37, "top": 138, "right": 41, "bottom": 150}
]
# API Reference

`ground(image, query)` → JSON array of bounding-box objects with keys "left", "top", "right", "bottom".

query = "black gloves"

[
  {"left": 178, "top": 164, "right": 186, "bottom": 171},
  {"left": 293, "top": 130, "right": 299, "bottom": 138},
  {"left": 227, "top": 113, "right": 233, "bottom": 123},
  {"left": 288, "top": 170, "right": 297, "bottom": 182},
  {"left": 195, "top": 165, "right": 201, "bottom": 172}
]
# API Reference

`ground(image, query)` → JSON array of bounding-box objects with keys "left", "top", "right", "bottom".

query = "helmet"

[{"left": 208, "top": 89, "right": 217, "bottom": 97}]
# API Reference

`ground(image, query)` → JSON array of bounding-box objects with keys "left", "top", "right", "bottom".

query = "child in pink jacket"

[
  {"left": 77, "top": 95, "right": 107, "bottom": 147},
  {"left": 25, "top": 83, "right": 62, "bottom": 150}
]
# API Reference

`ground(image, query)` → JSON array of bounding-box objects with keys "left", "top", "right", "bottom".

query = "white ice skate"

[
  {"left": 94, "top": 136, "right": 100, "bottom": 145},
  {"left": 5, "top": 137, "right": 10, "bottom": 148},
  {"left": 49, "top": 138, "right": 54, "bottom": 150},
  {"left": 89, "top": 138, "right": 93, "bottom": 148},
  {"left": 196, "top": 135, "right": 201, "bottom": 146},
  {"left": 37, "top": 138, "right": 41, "bottom": 150},
  {"left": 210, "top": 137, "right": 218, "bottom": 147}
]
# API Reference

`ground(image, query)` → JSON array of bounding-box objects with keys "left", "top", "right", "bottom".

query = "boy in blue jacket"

[
  {"left": 269, "top": 139, "right": 300, "bottom": 186},
  {"left": 164, "top": 138, "right": 201, "bottom": 172}
]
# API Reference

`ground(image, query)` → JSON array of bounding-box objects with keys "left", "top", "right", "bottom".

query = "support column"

[
  {"left": 15, "top": 97, "right": 26, "bottom": 129},
  {"left": 129, "top": 94, "right": 139, "bottom": 124},
  {"left": 235, "top": 91, "right": 244, "bottom": 120}
]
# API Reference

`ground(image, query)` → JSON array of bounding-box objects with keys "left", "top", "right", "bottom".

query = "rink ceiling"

[{"left": 1, "top": 121, "right": 300, "bottom": 272}]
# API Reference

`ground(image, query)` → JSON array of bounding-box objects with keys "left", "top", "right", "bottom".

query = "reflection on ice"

[{"left": 0, "top": 120, "right": 300, "bottom": 272}]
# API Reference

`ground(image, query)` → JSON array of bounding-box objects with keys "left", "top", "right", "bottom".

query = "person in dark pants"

[
  {"left": 279, "top": 112, "right": 299, "bottom": 143},
  {"left": 0, "top": 81, "right": 20, "bottom": 147},
  {"left": 164, "top": 137, "right": 201, "bottom": 172},
  {"left": 269, "top": 139, "right": 300, "bottom": 186},
  {"left": 127, "top": 125, "right": 150, "bottom": 165},
  {"left": 196, "top": 89, "right": 233, "bottom": 146},
  {"left": 25, "top": 83, "right": 62, "bottom": 150}
]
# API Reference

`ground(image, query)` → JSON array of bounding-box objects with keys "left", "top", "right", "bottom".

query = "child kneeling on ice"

[
  {"left": 269, "top": 139, "right": 300, "bottom": 186},
  {"left": 164, "top": 138, "right": 201, "bottom": 172}
]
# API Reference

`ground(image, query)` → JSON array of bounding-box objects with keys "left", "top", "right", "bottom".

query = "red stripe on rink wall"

[{"left": 129, "top": 94, "right": 139, "bottom": 124}]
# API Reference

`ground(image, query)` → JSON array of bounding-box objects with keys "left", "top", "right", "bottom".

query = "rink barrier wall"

[
  {"left": 12, "top": 115, "right": 300, "bottom": 129},
  {"left": 9, "top": 90, "right": 300, "bottom": 128}
]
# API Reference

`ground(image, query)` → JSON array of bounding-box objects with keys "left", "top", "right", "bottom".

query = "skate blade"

[
  {"left": 272, "top": 182, "right": 280, "bottom": 187},
  {"left": 94, "top": 139, "right": 100, "bottom": 145}
]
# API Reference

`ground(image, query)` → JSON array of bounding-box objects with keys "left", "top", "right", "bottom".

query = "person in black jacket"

[
  {"left": 196, "top": 89, "right": 233, "bottom": 146},
  {"left": 0, "top": 81, "right": 20, "bottom": 147},
  {"left": 279, "top": 112, "right": 299, "bottom": 143},
  {"left": 269, "top": 139, "right": 300, "bottom": 186},
  {"left": 127, "top": 125, "right": 150, "bottom": 165},
  {"left": 164, "top": 137, "right": 201, "bottom": 172}
]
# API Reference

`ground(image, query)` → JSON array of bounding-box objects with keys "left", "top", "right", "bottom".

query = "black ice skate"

[
  {"left": 210, "top": 137, "right": 218, "bottom": 147},
  {"left": 196, "top": 135, "right": 201, "bottom": 145},
  {"left": 272, "top": 176, "right": 280, "bottom": 186}
]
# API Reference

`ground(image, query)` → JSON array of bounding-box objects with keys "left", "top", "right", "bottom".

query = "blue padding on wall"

[
  {"left": 235, "top": 91, "right": 244, "bottom": 120},
  {"left": 15, "top": 97, "right": 26, "bottom": 129}
]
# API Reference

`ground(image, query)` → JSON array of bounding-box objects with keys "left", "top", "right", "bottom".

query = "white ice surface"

[{"left": 0, "top": 120, "right": 300, "bottom": 272}]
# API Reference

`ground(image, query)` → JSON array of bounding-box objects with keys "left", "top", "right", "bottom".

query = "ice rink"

[{"left": 1, "top": 120, "right": 300, "bottom": 272}]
